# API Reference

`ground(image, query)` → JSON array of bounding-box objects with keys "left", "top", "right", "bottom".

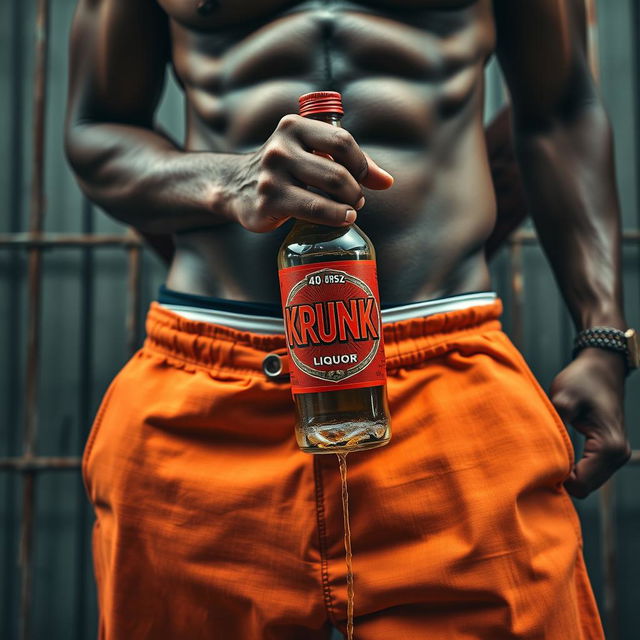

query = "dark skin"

[{"left": 65, "top": 0, "right": 631, "bottom": 498}]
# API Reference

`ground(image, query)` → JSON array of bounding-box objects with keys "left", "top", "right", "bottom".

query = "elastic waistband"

[
  {"left": 160, "top": 291, "right": 498, "bottom": 334},
  {"left": 143, "top": 299, "right": 503, "bottom": 375}
]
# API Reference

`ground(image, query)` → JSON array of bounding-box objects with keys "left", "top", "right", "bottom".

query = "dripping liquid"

[{"left": 337, "top": 452, "right": 354, "bottom": 640}]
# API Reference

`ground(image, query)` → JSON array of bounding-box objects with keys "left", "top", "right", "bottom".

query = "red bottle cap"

[{"left": 298, "top": 91, "right": 344, "bottom": 117}]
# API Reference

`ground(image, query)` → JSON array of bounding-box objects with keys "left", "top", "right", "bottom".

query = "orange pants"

[{"left": 84, "top": 300, "right": 604, "bottom": 639}]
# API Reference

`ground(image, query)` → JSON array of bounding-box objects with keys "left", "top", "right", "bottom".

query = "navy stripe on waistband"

[{"left": 158, "top": 285, "right": 495, "bottom": 318}]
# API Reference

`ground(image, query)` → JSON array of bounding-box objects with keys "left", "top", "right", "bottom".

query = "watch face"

[{"left": 625, "top": 328, "right": 640, "bottom": 369}]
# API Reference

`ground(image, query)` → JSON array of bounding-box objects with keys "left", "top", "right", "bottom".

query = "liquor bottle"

[{"left": 278, "top": 91, "right": 391, "bottom": 454}]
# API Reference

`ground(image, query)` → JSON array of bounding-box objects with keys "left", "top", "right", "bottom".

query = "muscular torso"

[{"left": 161, "top": 0, "right": 497, "bottom": 303}]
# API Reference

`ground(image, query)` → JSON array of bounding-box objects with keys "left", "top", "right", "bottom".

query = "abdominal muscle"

[
  {"left": 166, "top": 132, "right": 496, "bottom": 303},
  {"left": 164, "top": 0, "right": 497, "bottom": 303}
]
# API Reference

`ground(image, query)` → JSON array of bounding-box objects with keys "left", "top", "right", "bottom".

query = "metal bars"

[
  {"left": 18, "top": 1, "right": 50, "bottom": 637},
  {"left": 1, "top": 3, "right": 145, "bottom": 638}
]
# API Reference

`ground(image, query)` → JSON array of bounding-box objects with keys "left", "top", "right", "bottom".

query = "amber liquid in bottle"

[{"left": 278, "top": 101, "right": 391, "bottom": 455}]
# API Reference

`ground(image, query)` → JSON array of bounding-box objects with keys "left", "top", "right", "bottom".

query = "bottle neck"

[{"left": 304, "top": 112, "right": 343, "bottom": 128}]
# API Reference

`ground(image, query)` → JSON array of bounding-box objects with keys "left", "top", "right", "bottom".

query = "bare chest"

[
  {"left": 158, "top": 0, "right": 493, "bottom": 151},
  {"left": 157, "top": 0, "right": 482, "bottom": 31}
]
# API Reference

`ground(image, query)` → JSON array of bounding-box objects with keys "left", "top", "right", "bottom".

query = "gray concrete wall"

[{"left": 1, "top": 0, "right": 638, "bottom": 638}]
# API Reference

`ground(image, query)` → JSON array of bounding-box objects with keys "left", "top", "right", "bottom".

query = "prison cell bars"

[
  {"left": 20, "top": 1, "right": 49, "bottom": 638},
  {"left": 0, "top": 0, "right": 639, "bottom": 639},
  {"left": 4, "top": 0, "right": 25, "bottom": 633}
]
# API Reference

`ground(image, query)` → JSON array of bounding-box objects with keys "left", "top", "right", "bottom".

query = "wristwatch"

[{"left": 573, "top": 327, "right": 640, "bottom": 373}]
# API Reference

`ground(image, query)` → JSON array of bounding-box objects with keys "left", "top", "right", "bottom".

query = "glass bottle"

[{"left": 278, "top": 91, "right": 391, "bottom": 454}]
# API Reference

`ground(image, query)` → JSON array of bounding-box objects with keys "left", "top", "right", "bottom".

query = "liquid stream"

[
  {"left": 337, "top": 453, "right": 354, "bottom": 640},
  {"left": 300, "top": 415, "right": 390, "bottom": 639}
]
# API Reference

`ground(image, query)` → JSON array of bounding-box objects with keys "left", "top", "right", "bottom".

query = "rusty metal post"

[
  {"left": 126, "top": 230, "right": 143, "bottom": 355},
  {"left": 3, "top": 0, "right": 26, "bottom": 637},
  {"left": 585, "top": 0, "right": 600, "bottom": 82},
  {"left": 599, "top": 479, "right": 619, "bottom": 639},
  {"left": 0, "top": 457, "right": 82, "bottom": 471},
  {"left": 19, "top": 1, "right": 50, "bottom": 638},
  {"left": 74, "top": 198, "right": 95, "bottom": 639},
  {"left": 0, "top": 232, "right": 143, "bottom": 248},
  {"left": 508, "top": 237, "right": 524, "bottom": 350},
  {"left": 633, "top": 0, "right": 640, "bottom": 396}
]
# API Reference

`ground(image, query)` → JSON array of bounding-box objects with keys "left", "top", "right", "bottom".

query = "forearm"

[
  {"left": 65, "top": 122, "right": 241, "bottom": 234},
  {"left": 514, "top": 103, "right": 626, "bottom": 330}
]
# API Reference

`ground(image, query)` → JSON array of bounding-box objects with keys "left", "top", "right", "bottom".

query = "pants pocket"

[{"left": 498, "top": 332, "right": 575, "bottom": 475}]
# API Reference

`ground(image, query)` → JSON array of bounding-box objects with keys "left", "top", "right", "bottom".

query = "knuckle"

[
  {"left": 306, "top": 198, "right": 340, "bottom": 224},
  {"left": 356, "top": 156, "right": 369, "bottom": 181},
  {"left": 256, "top": 174, "right": 278, "bottom": 198},
  {"left": 602, "top": 438, "right": 631, "bottom": 465},
  {"left": 255, "top": 194, "right": 275, "bottom": 220},
  {"left": 551, "top": 394, "right": 569, "bottom": 410},
  {"left": 325, "top": 166, "right": 348, "bottom": 190},
  {"left": 306, "top": 197, "right": 322, "bottom": 219},
  {"left": 332, "top": 128, "right": 354, "bottom": 153},
  {"left": 551, "top": 394, "right": 575, "bottom": 416},
  {"left": 254, "top": 195, "right": 268, "bottom": 215},
  {"left": 613, "top": 440, "right": 632, "bottom": 465},
  {"left": 262, "top": 143, "right": 288, "bottom": 166},
  {"left": 278, "top": 114, "right": 299, "bottom": 131},
  {"left": 250, "top": 204, "right": 283, "bottom": 233}
]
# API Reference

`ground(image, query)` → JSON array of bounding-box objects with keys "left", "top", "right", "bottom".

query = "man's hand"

[
  {"left": 230, "top": 114, "right": 394, "bottom": 233},
  {"left": 550, "top": 348, "right": 631, "bottom": 498}
]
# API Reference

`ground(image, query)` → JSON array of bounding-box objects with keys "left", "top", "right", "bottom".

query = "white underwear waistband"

[{"left": 159, "top": 291, "right": 498, "bottom": 335}]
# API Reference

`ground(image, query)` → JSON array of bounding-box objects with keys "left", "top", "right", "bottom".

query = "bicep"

[
  {"left": 493, "top": 0, "right": 594, "bottom": 129},
  {"left": 67, "top": 0, "right": 169, "bottom": 127}
]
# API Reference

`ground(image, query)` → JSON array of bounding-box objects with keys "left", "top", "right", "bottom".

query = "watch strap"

[{"left": 573, "top": 326, "right": 637, "bottom": 372}]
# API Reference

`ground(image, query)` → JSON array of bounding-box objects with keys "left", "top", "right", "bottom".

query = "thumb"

[{"left": 361, "top": 152, "right": 394, "bottom": 190}]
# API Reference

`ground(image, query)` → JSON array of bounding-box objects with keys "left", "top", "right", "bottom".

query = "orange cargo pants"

[{"left": 84, "top": 300, "right": 604, "bottom": 639}]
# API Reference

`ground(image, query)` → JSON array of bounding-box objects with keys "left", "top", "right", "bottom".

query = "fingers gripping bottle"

[{"left": 278, "top": 91, "right": 391, "bottom": 454}]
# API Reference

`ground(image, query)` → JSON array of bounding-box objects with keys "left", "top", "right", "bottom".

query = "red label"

[{"left": 278, "top": 260, "right": 387, "bottom": 394}]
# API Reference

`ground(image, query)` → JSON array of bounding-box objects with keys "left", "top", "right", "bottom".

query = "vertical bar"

[
  {"left": 559, "top": 306, "right": 572, "bottom": 365},
  {"left": 633, "top": 0, "right": 640, "bottom": 322},
  {"left": 74, "top": 199, "right": 94, "bottom": 640},
  {"left": 4, "top": 0, "right": 25, "bottom": 637},
  {"left": 126, "top": 230, "right": 142, "bottom": 355},
  {"left": 599, "top": 479, "right": 618, "bottom": 639},
  {"left": 20, "top": 1, "right": 50, "bottom": 638},
  {"left": 585, "top": 0, "right": 600, "bottom": 82},
  {"left": 584, "top": 3, "right": 621, "bottom": 634},
  {"left": 509, "top": 238, "right": 524, "bottom": 349}
]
